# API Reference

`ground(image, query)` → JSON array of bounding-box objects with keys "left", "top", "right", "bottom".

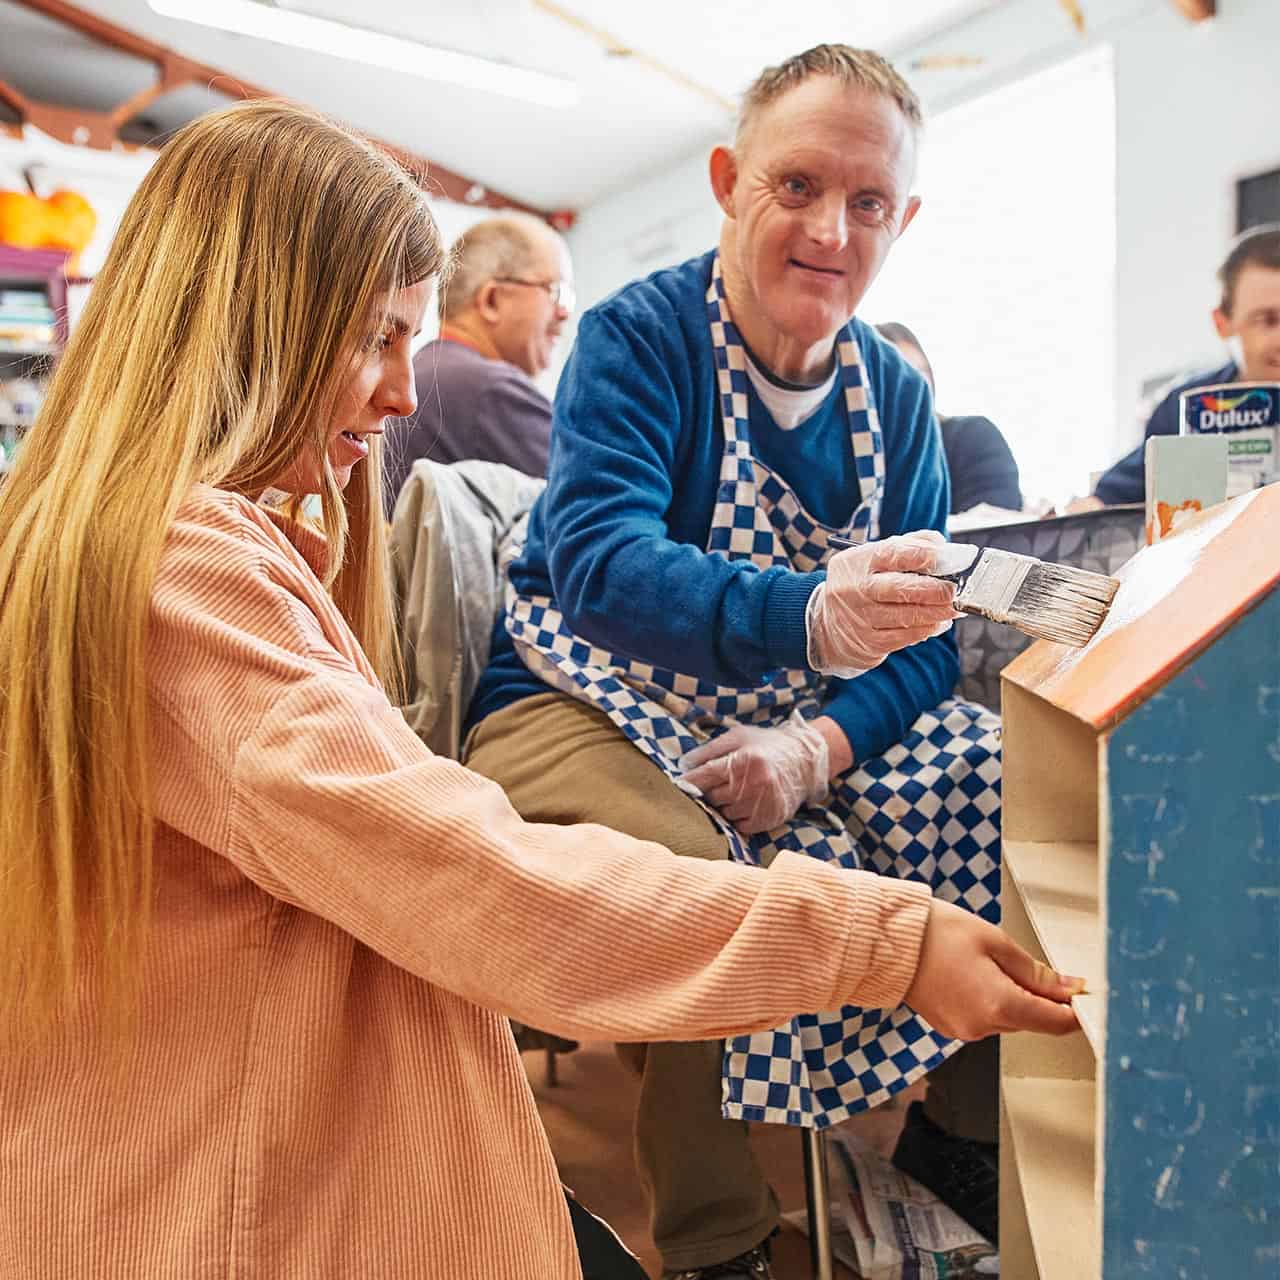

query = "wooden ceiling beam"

[{"left": 4, "top": 0, "right": 556, "bottom": 219}]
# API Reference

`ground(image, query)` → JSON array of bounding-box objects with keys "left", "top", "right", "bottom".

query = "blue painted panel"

[{"left": 1102, "top": 586, "right": 1279, "bottom": 1278}]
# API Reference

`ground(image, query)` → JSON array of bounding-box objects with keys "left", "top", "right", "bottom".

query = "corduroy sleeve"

[{"left": 148, "top": 494, "right": 931, "bottom": 1043}]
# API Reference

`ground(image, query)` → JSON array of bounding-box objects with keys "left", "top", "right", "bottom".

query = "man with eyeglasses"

[{"left": 384, "top": 213, "right": 573, "bottom": 514}]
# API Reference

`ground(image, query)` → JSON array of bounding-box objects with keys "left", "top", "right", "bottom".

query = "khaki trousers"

[{"left": 464, "top": 691, "right": 995, "bottom": 1270}]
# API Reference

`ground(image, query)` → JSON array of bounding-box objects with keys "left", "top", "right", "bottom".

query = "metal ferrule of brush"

[{"left": 942, "top": 545, "right": 1037, "bottom": 620}]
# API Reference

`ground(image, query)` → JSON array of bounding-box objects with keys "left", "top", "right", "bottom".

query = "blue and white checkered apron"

[{"left": 506, "top": 255, "right": 1002, "bottom": 1128}]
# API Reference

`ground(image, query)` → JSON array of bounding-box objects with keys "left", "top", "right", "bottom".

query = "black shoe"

[
  {"left": 663, "top": 1240, "right": 774, "bottom": 1279},
  {"left": 891, "top": 1101, "right": 998, "bottom": 1243}
]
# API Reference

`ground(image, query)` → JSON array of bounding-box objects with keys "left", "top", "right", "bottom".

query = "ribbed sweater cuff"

[
  {"left": 762, "top": 571, "right": 824, "bottom": 671},
  {"left": 838, "top": 872, "right": 932, "bottom": 1010}
]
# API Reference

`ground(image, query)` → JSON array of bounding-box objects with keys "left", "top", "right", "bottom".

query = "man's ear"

[
  {"left": 475, "top": 281, "right": 503, "bottom": 324},
  {"left": 897, "top": 195, "right": 922, "bottom": 239},
  {"left": 709, "top": 145, "right": 739, "bottom": 218},
  {"left": 1212, "top": 306, "right": 1235, "bottom": 339}
]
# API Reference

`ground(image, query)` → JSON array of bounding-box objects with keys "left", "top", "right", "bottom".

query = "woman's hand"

[{"left": 906, "top": 898, "right": 1084, "bottom": 1041}]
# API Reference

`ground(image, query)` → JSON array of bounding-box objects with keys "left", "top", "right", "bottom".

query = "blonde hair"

[
  {"left": 736, "top": 44, "right": 922, "bottom": 150},
  {"left": 439, "top": 213, "right": 559, "bottom": 322},
  {"left": 0, "top": 99, "right": 442, "bottom": 1036}
]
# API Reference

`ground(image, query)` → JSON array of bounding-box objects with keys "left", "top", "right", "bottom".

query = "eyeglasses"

[{"left": 495, "top": 276, "right": 575, "bottom": 312}]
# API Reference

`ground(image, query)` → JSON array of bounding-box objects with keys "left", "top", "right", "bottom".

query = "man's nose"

[{"left": 807, "top": 193, "right": 848, "bottom": 252}]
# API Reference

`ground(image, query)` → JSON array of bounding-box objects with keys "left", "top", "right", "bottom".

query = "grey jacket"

[{"left": 390, "top": 459, "right": 543, "bottom": 759}]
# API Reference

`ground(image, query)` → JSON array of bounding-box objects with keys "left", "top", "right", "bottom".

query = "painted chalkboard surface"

[{"left": 997, "top": 485, "right": 1279, "bottom": 1279}]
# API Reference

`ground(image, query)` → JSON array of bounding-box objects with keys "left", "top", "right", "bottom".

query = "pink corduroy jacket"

[{"left": 0, "top": 486, "right": 930, "bottom": 1278}]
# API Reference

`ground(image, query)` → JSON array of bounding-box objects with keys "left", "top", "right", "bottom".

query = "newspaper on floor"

[{"left": 782, "top": 1129, "right": 998, "bottom": 1279}]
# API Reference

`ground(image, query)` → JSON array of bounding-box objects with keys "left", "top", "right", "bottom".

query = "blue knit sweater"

[{"left": 468, "top": 251, "right": 958, "bottom": 765}]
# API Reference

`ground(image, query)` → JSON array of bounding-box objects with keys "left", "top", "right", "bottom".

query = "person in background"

[
  {"left": 1071, "top": 222, "right": 1280, "bottom": 510},
  {"left": 0, "top": 100, "right": 1081, "bottom": 1280},
  {"left": 382, "top": 213, "right": 572, "bottom": 514},
  {"left": 465, "top": 45, "right": 1027, "bottom": 1279},
  {"left": 875, "top": 321, "right": 1022, "bottom": 514}
]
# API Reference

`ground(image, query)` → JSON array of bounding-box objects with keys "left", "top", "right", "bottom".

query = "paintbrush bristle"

[
  {"left": 824, "top": 535, "right": 1121, "bottom": 647},
  {"left": 1006, "top": 561, "right": 1120, "bottom": 646}
]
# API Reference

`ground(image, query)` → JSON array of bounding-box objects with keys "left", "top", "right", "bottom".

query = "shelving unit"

[
  {"left": 0, "top": 245, "right": 71, "bottom": 472},
  {"left": 998, "top": 484, "right": 1280, "bottom": 1278}
]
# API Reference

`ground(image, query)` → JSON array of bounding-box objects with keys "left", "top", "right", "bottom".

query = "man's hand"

[
  {"left": 681, "top": 712, "right": 829, "bottom": 835},
  {"left": 808, "top": 532, "right": 959, "bottom": 677},
  {"left": 1060, "top": 495, "right": 1105, "bottom": 515},
  {"left": 905, "top": 898, "right": 1084, "bottom": 1041}
]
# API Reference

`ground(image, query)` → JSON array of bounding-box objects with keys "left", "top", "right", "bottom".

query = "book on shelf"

[
  {"left": 0, "top": 285, "right": 58, "bottom": 351},
  {"left": 0, "top": 327, "right": 58, "bottom": 348}
]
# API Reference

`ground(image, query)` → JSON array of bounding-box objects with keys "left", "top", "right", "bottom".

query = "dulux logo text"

[
  {"left": 1183, "top": 385, "right": 1279, "bottom": 434},
  {"left": 1199, "top": 406, "right": 1272, "bottom": 429}
]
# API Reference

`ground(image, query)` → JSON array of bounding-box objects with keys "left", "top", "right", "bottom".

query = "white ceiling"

[{"left": 17, "top": 0, "right": 1016, "bottom": 209}]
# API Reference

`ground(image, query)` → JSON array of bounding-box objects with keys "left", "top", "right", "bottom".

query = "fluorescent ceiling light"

[{"left": 148, "top": 0, "right": 579, "bottom": 108}]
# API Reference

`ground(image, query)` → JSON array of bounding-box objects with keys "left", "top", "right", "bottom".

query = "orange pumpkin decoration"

[
  {"left": 0, "top": 188, "right": 97, "bottom": 269},
  {"left": 46, "top": 190, "right": 97, "bottom": 253},
  {"left": 0, "top": 191, "right": 51, "bottom": 249}
]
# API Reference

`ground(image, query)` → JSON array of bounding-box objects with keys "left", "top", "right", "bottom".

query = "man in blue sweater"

[
  {"left": 467, "top": 46, "right": 1004, "bottom": 1278},
  {"left": 1075, "top": 223, "right": 1280, "bottom": 508}
]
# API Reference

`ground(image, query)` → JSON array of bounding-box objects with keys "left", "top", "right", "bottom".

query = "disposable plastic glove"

[
  {"left": 680, "top": 711, "right": 829, "bottom": 835},
  {"left": 807, "top": 531, "right": 959, "bottom": 677}
]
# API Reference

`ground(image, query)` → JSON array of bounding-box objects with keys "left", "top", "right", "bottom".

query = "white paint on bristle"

[
  {"left": 1008, "top": 561, "right": 1120, "bottom": 646},
  {"left": 948, "top": 547, "right": 1118, "bottom": 646}
]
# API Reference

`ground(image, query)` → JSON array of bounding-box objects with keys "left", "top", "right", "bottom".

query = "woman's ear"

[{"left": 709, "top": 145, "right": 739, "bottom": 218}]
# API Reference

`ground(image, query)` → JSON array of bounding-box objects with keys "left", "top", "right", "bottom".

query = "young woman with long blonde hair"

[{"left": 0, "top": 101, "right": 1080, "bottom": 1277}]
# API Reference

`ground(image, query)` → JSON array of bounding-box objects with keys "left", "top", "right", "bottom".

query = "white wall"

[
  {"left": 0, "top": 128, "right": 157, "bottom": 279},
  {"left": 555, "top": 146, "right": 722, "bottom": 383},
  {"left": 859, "top": 45, "right": 1116, "bottom": 505},
  {"left": 1112, "top": 0, "right": 1280, "bottom": 447},
  {"left": 562, "top": 0, "right": 1280, "bottom": 474},
  {"left": 567, "top": 148, "right": 722, "bottom": 317},
  {"left": 0, "top": 124, "right": 490, "bottom": 344}
]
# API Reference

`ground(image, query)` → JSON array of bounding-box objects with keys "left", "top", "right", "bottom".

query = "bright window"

[{"left": 861, "top": 45, "right": 1116, "bottom": 506}]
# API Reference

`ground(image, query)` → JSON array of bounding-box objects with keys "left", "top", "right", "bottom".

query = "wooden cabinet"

[{"left": 998, "top": 485, "right": 1280, "bottom": 1279}]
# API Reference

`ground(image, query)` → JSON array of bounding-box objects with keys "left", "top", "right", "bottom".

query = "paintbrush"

[{"left": 827, "top": 536, "right": 1120, "bottom": 647}]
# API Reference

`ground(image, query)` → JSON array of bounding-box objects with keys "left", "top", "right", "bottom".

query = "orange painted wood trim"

[
  {"left": 0, "top": 74, "right": 29, "bottom": 115},
  {"left": 1002, "top": 484, "right": 1280, "bottom": 729}
]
